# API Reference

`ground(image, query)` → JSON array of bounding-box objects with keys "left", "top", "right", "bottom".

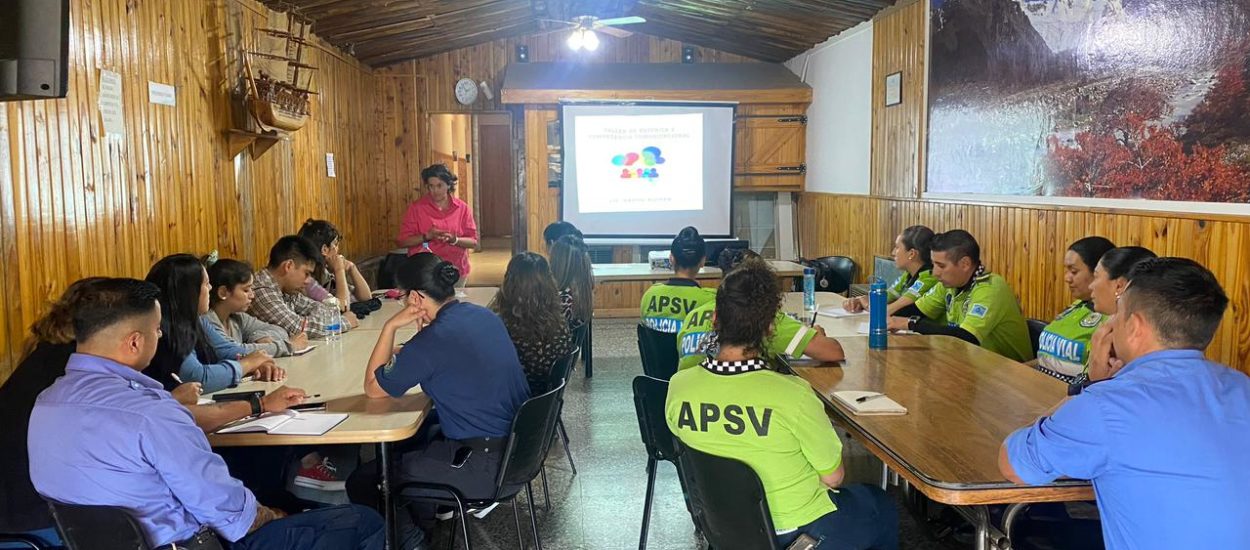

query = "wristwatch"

[
  {"left": 908, "top": 316, "right": 921, "bottom": 331},
  {"left": 246, "top": 393, "right": 264, "bottom": 416}
]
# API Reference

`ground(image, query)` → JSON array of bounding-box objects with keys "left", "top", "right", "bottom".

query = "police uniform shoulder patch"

[
  {"left": 909, "top": 280, "right": 925, "bottom": 292},
  {"left": 1079, "top": 312, "right": 1103, "bottom": 328},
  {"left": 969, "top": 304, "right": 989, "bottom": 318}
]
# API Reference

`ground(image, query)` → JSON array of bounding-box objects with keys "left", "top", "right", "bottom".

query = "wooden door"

[
  {"left": 733, "top": 115, "right": 807, "bottom": 191},
  {"left": 429, "top": 114, "right": 474, "bottom": 208},
  {"left": 477, "top": 117, "right": 513, "bottom": 238}
]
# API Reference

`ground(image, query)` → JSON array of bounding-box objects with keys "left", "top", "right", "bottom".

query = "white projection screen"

[{"left": 560, "top": 102, "right": 736, "bottom": 238}]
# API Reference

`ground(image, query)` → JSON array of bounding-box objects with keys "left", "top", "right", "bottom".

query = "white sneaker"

[{"left": 469, "top": 503, "right": 499, "bottom": 519}]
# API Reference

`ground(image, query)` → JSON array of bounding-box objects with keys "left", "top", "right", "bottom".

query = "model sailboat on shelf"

[{"left": 244, "top": 9, "right": 316, "bottom": 132}]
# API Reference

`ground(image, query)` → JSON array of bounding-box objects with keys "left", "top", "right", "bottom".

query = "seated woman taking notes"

[
  {"left": 665, "top": 258, "right": 898, "bottom": 549},
  {"left": 203, "top": 258, "right": 308, "bottom": 357},
  {"left": 143, "top": 254, "right": 282, "bottom": 393},
  {"left": 844, "top": 225, "right": 938, "bottom": 316}
]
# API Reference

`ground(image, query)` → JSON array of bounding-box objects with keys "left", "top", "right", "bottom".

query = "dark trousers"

[
  {"left": 230, "top": 504, "right": 384, "bottom": 550},
  {"left": 775, "top": 484, "right": 899, "bottom": 550}
]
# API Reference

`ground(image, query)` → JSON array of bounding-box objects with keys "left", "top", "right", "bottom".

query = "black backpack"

[{"left": 794, "top": 256, "right": 858, "bottom": 294}]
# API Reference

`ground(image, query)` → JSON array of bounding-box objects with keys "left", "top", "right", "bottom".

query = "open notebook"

[
  {"left": 215, "top": 410, "right": 348, "bottom": 436},
  {"left": 832, "top": 391, "right": 908, "bottom": 416}
]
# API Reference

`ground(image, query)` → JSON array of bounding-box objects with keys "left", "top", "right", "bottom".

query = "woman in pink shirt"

[{"left": 396, "top": 164, "right": 479, "bottom": 286}]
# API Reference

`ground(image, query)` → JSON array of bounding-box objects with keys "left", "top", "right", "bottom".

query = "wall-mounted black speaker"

[
  {"left": 516, "top": 44, "right": 529, "bottom": 63},
  {"left": 0, "top": 0, "right": 71, "bottom": 101},
  {"left": 681, "top": 45, "right": 696, "bottom": 64}
]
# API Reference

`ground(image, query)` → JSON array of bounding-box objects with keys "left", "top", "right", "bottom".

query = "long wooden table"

[
  {"left": 205, "top": 288, "right": 497, "bottom": 550},
  {"left": 778, "top": 292, "right": 1092, "bottom": 549},
  {"left": 593, "top": 260, "right": 805, "bottom": 318}
]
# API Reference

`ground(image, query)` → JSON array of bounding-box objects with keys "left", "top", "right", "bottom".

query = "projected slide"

[
  {"left": 574, "top": 114, "right": 704, "bottom": 214},
  {"left": 561, "top": 102, "right": 735, "bottom": 238}
]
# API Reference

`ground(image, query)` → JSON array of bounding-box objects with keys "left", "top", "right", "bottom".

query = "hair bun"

[{"left": 436, "top": 262, "right": 461, "bottom": 287}]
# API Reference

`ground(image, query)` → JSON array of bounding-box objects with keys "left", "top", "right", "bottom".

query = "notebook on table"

[
  {"left": 817, "top": 305, "right": 867, "bottom": 318},
  {"left": 215, "top": 410, "right": 348, "bottom": 436},
  {"left": 832, "top": 391, "right": 908, "bottom": 416}
]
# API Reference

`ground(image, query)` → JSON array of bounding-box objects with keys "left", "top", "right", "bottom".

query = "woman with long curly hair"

[
  {"left": 550, "top": 234, "right": 594, "bottom": 329},
  {"left": 491, "top": 252, "right": 573, "bottom": 392}
]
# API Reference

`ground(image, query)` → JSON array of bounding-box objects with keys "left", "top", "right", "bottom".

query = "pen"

[
  {"left": 856, "top": 393, "right": 885, "bottom": 404},
  {"left": 170, "top": 373, "right": 183, "bottom": 384},
  {"left": 300, "top": 318, "right": 308, "bottom": 333}
]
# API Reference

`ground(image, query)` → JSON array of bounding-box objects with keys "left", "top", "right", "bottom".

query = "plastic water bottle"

[
  {"left": 321, "top": 305, "right": 341, "bottom": 342},
  {"left": 869, "top": 277, "right": 888, "bottom": 350},
  {"left": 803, "top": 267, "right": 817, "bottom": 326},
  {"left": 329, "top": 310, "right": 343, "bottom": 342}
]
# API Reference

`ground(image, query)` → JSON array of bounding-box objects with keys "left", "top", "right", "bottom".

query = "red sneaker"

[{"left": 293, "top": 458, "right": 346, "bottom": 491}]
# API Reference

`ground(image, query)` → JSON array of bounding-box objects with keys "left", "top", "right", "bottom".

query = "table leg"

[
  {"left": 952, "top": 505, "right": 1009, "bottom": 550},
  {"left": 379, "top": 441, "right": 394, "bottom": 550},
  {"left": 584, "top": 318, "right": 594, "bottom": 378}
]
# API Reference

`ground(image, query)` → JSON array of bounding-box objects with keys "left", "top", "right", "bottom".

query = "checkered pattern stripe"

[{"left": 700, "top": 357, "right": 769, "bottom": 375}]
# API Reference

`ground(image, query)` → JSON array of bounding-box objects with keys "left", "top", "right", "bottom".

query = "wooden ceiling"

[{"left": 264, "top": 0, "right": 894, "bottom": 66}]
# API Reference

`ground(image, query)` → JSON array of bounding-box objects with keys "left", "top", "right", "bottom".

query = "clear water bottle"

[
  {"left": 869, "top": 277, "right": 888, "bottom": 350},
  {"left": 803, "top": 267, "right": 817, "bottom": 326},
  {"left": 321, "top": 306, "right": 341, "bottom": 342}
]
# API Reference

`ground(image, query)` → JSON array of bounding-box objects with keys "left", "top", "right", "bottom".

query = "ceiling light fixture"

[{"left": 567, "top": 28, "right": 599, "bottom": 51}]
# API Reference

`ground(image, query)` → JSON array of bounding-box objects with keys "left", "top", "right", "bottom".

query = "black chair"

[
  {"left": 0, "top": 534, "right": 50, "bottom": 550},
  {"left": 636, "top": 325, "right": 680, "bottom": 380},
  {"left": 677, "top": 444, "right": 780, "bottom": 550},
  {"left": 809, "top": 256, "right": 858, "bottom": 295},
  {"left": 537, "top": 347, "right": 581, "bottom": 511},
  {"left": 572, "top": 320, "right": 593, "bottom": 378},
  {"left": 47, "top": 501, "right": 172, "bottom": 550},
  {"left": 1027, "top": 318, "right": 1047, "bottom": 356},
  {"left": 632, "top": 375, "right": 691, "bottom": 550},
  {"left": 397, "top": 381, "right": 566, "bottom": 550}
]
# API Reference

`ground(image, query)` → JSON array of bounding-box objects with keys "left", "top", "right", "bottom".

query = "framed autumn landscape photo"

[{"left": 926, "top": 0, "right": 1250, "bottom": 207}]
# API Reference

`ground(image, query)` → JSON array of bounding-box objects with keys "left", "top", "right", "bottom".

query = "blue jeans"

[
  {"left": 231, "top": 504, "right": 384, "bottom": 550},
  {"left": 0, "top": 527, "right": 60, "bottom": 549},
  {"left": 775, "top": 484, "right": 899, "bottom": 550}
]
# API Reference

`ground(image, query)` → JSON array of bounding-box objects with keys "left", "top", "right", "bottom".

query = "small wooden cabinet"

[{"left": 733, "top": 105, "right": 807, "bottom": 191}]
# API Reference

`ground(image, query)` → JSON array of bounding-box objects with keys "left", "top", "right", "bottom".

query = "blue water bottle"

[
  {"left": 869, "top": 277, "right": 888, "bottom": 349},
  {"left": 802, "top": 267, "right": 817, "bottom": 326}
]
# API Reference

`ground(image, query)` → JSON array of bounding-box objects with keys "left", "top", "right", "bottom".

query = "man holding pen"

[{"left": 28, "top": 278, "right": 382, "bottom": 549}]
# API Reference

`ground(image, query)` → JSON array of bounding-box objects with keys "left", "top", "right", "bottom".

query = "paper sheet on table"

[
  {"left": 856, "top": 322, "right": 914, "bottom": 335},
  {"left": 832, "top": 391, "right": 908, "bottom": 415},
  {"left": 818, "top": 305, "right": 867, "bottom": 318}
]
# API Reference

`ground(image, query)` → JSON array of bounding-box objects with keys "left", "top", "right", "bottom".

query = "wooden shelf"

[{"left": 226, "top": 129, "right": 283, "bottom": 158}]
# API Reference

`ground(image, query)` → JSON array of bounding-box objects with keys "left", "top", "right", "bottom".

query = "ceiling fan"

[{"left": 540, "top": 15, "right": 647, "bottom": 51}]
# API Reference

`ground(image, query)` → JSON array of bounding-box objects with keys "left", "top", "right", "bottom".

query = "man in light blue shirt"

[
  {"left": 1000, "top": 258, "right": 1250, "bottom": 549},
  {"left": 28, "top": 278, "right": 385, "bottom": 549}
]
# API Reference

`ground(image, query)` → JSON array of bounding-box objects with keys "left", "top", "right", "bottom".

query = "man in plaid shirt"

[{"left": 250, "top": 236, "right": 356, "bottom": 339}]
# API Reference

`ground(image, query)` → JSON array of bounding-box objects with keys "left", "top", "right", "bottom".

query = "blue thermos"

[
  {"left": 869, "top": 277, "right": 888, "bottom": 349},
  {"left": 802, "top": 267, "right": 817, "bottom": 325}
]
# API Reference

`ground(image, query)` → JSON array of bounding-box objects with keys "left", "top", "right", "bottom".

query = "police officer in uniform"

[
  {"left": 844, "top": 225, "right": 939, "bottom": 316},
  {"left": 1034, "top": 237, "right": 1116, "bottom": 382},
  {"left": 639, "top": 227, "right": 717, "bottom": 333},
  {"left": 889, "top": 230, "right": 1033, "bottom": 362},
  {"left": 676, "top": 249, "right": 844, "bottom": 371},
  {"left": 666, "top": 258, "right": 898, "bottom": 549}
]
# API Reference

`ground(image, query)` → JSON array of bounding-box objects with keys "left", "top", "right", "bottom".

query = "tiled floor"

[{"left": 417, "top": 318, "right": 970, "bottom": 550}]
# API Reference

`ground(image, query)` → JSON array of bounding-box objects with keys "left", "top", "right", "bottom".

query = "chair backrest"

[
  {"left": 872, "top": 255, "right": 903, "bottom": 285},
  {"left": 636, "top": 324, "right": 680, "bottom": 380},
  {"left": 631, "top": 375, "right": 681, "bottom": 462},
  {"left": 47, "top": 502, "right": 150, "bottom": 550},
  {"left": 799, "top": 256, "right": 857, "bottom": 294},
  {"left": 497, "top": 381, "right": 566, "bottom": 490},
  {"left": 677, "top": 445, "right": 780, "bottom": 550},
  {"left": 1027, "top": 318, "right": 1047, "bottom": 356},
  {"left": 545, "top": 347, "right": 580, "bottom": 390},
  {"left": 571, "top": 322, "right": 590, "bottom": 359}
]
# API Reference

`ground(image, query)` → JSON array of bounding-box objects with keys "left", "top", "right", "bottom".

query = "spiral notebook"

[
  {"left": 832, "top": 391, "right": 908, "bottom": 416},
  {"left": 215, "top": 410, "right": 348, "bottom": 436}
]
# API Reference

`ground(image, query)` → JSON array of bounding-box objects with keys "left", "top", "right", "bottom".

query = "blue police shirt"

[
  {"left": 376, "top": 301, "right": 530, "bottom": 440},
  {"left": 1005, "top": 349, "right": 1250, "bottom": 549}
]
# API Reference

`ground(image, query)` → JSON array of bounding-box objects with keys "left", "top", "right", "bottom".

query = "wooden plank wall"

[
  {"left": 869, "top": 0, "right": 925, "bottom": 198},
  {"left": 398, "top": 33, "right": 759, "bottom": 115},
  {"left": 799, "top": 0, "right": 1250, "bottom": 373},
  {"left": 0, "top": 0, "right": 417, "bottom": 382}
]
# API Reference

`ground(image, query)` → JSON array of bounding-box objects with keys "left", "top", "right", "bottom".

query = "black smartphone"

[
  {"left": 451, "top": 446, "right": 473, "bottom": 469},
  {"left": 290, "top": 402, "right": 326, "bottom": 412},
  {"left": 212, "top": 390, "right": 264, "bottom": 403}
]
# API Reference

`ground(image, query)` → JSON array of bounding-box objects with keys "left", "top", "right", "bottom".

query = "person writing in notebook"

[
  {"left": 251, "top": 235, "right": 356, "bottom": 339},
  {"left": 665, "top": 258, "right": 898, "bottom": 549},
  {"left": 27, "top": 278, "right": 384, "bottom": 549},
  {"left": 999, "top": 258, "right": 1250, "bottom": 549}
]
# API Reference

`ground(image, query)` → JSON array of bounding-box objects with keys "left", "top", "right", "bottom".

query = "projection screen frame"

[{"left": 557, "top": 100, "right": 738, "bottom": 239}]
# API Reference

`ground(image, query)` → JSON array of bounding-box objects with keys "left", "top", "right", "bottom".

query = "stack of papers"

[
  {"left": 215, "top": 410, "right": 348, "bottom": 436},
  {"left": 832, "top": 391, "right": 908, "bottom": 416}
]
